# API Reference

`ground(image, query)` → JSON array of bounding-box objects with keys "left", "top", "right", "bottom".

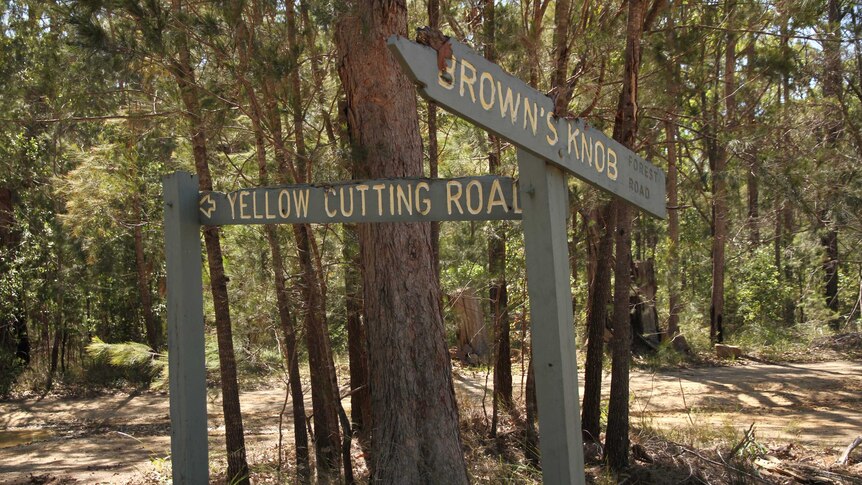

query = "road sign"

[
  {"left": 388, "top": 35, "right": 667, "bottom": 219},
  {"left": 199, "top": 176, "right": 521, "bottom": 225}
]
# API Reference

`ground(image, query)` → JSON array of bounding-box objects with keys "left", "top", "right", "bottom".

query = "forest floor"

[{"left": 1, "top": 359, "right": 861, "bottom": 484}]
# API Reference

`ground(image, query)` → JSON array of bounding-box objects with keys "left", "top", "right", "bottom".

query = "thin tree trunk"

[
  {"left": 284, "top": 1, "right": 345, "bottom": 478},
  {"left": 133, "top": 201, "right": 159, "bottom": 351},
  {"left": 822, "top": 0, "right": 843, "bottom": 328},
  {"left": 241, "top": 31, "right": 312, "bottom": 479},
  {"left": 581, "top": 203, "right": 613, "bottom": 443},
  {"left": 482, "top": 0, "right": 512, "bottom": 438},
  {"left": 427, "top": 0, "right": 441, "bottom": 278},
  {"left": 710, "top": 1, "right": 735, "bottom": 345},
  {"left": 335, "top": 2, "right": 468, "bottom": 481},
  {"left": 169, "top": 1, "right": 249, "bottom": 480},
  {"left": 605, "top": 0, "right": 648, "bottom": 470},
  {"left": 343, "top": 223, "right": 371, "bottom": 451},
  {"left": 664, "top": 120, "right": 685, "bottom": 351}
]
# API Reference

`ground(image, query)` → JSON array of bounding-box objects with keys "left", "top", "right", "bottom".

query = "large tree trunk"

[
  {"left": 335, "top": 2, "right": 468, "bottom": 482},
  {"left": 605, "top": 0, "right": 648, "bottom": 471},
  {"left": 169, "top": 1, "right": 249, "bottom": 480}
]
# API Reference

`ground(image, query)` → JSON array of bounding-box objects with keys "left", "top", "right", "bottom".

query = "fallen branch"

[{"left": 837, "top": 435, "right": 862, "bottom": 466}]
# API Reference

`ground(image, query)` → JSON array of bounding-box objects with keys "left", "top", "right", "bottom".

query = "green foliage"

[{"left": 85, "top": 336, "right": 165, "bottom": 387}]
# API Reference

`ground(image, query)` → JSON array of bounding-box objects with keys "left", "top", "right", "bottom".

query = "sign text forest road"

[{"left": 388, "top": 35, "right": 667, "bottom": 219}]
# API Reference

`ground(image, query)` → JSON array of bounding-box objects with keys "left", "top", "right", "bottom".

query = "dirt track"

[{"left": 1, "top": 360, "right": 860, "bottom": 483}]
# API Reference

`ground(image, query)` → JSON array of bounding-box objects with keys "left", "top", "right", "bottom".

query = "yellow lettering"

[
  {"left": 227, "top": 192, "right": 238, "bottom": 219},
  {"left": 324, "top": 189, "right": 337, "bottom": 217},
  {"left": 416, "top": 182, "right": 431, "bottom": 215},
  {"left": 252, "top": 191, "right": 263, "bottom": 219},
  {"left": 264, "top": 191, "right": 276, "bottom": 220},
  {"left": 487, "top": 179, "right": 508, "bottom": 214},
  {"left": 340, "top": 187, "right": 354, "bottom": 217},
  {"left": 459, "top": 60, "right": 477, "bottom": 103},
  {"left": 545, "top": 112, "right": 558, "bottom": 146},
  {"left": 607, "top": 148, "right": 618, "bottom": 181},
  {"left": 594, "top": 140, "right": 605, "bottom": 173},
  {"left": 479, "top": 72, "right": 495, "bottom": 111},
  {"left": 355, "top": 184, "right": 369, "bottom": 216},
  {"left": 581, "top": 132, "right": 592, "bottom": 167},
  {"left": 396, "top": 184, "right": 412, "bottom": 216},
  {"left": 239, "top": 191, "right": 251, "bottom": 220},
  {"left": 372, "top": 184, "right": 386, "bottom": 216},
  {"left": 513, "top": 181, "right": 522, "bottom": 214},
  {"left": 567, "top": 123, "right": 580, "bottom": 158},
  {"left": 278, "top": 190, "right": 291, "bottom": 217},
  {"left": 446, "top": 181, "right": 464, "bottom": 215},
  {"left": 292, "top": 189, "right": 310, "bottom": 218},
  {"left": 523, "top": 100, "right": 538, "bottom": 135},
  {"left": 497, "top": 82, "right": 521, "bottom": 124},
  {"left": 466, "top": 180, "right": 483, "bottom": 215},
  {"left": 438, "top": 54, "right": 455, "bottom": 90}
]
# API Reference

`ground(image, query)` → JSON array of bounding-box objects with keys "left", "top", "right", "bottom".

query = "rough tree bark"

[
  {"left": 582, "top": 202, "right": 613, "bottom": 443},
  {"left": 605, "top": 0, "right": 648, "bottom": 471},
  {"left": 169, "top": 0, "right": 249, "bottom": 480},
  {"left": 335, "top": 1, "right": 469, "bottom": 481}
]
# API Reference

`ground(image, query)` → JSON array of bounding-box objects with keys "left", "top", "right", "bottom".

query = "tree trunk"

[
  {"left": 482, "top": 0, "right": 512, "bottom": 437},
  {"left": 581, "top": 203, "right": 613, "bottom": 443},
  {"left": 710, "top": 1, "right": 735, "bottom": 345},
  {"left": 268, "top": 226, "right": 312, "bottom": 484},
  {"left": 663, "top": 116, "right": 687, "bottom": 352},
  {"left": 335, "top": 2, "right": 469, "bottom": 481},
  {"left": 605, "top": 0, "right": 648, "bottom": 471},
  {"left": 343, "top": 223, "right": 371, "bottom": 451},
  {"left": 169, "top": 1, "right": 249, "bottom": 480},
  {"left": 822, "top": 0, "right": 843, "bottom": 328},
  {"left": 284, "top": 1, "right": 345, "bottom": 478},
  {"left": 133, "top": 200, "right": 159, "bottom": 351},
  {"left": 427, "top": 0, "right": 441, "bottom": 277},
  {"left": 242, "top": 35, "right": 312, "bottom": 478}
]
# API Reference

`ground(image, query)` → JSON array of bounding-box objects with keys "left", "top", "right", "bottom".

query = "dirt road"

[{"left": 1, "top": 360, "right": 860, "bottom": 483}]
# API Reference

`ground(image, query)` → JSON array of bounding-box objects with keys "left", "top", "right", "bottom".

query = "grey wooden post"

[
  {"left": 163, "top": 171, "right": 209, "bottom": 483},
  {"left": 517, "top": 150, "right": 586, "bottom": 484}
]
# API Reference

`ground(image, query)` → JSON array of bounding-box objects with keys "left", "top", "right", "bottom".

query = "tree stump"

[{"left": 450, "top": 288, "right": 490, "bottom": 365}]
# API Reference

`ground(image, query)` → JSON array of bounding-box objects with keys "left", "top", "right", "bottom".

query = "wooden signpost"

[
  {"left": 162, "top": 32, "right": 665, "bottom": 485},
  {"left": 386, "top": 35, "right": 668, "bottom": 484}
]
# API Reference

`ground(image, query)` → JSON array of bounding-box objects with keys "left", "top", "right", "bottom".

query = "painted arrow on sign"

[
  {"left": 199, "top": 193, "right": 216, "bottom": 218},
  {"left": 387, "top": 35, "right": 666, "bottom": 219}
]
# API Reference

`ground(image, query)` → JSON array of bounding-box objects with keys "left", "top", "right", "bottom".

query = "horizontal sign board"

[
  {"left": 199, "top": 176, "right": 522, "bottom": 225},
  {"left": 388, "top": 35, "right": 666, "bottom": 219}
]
